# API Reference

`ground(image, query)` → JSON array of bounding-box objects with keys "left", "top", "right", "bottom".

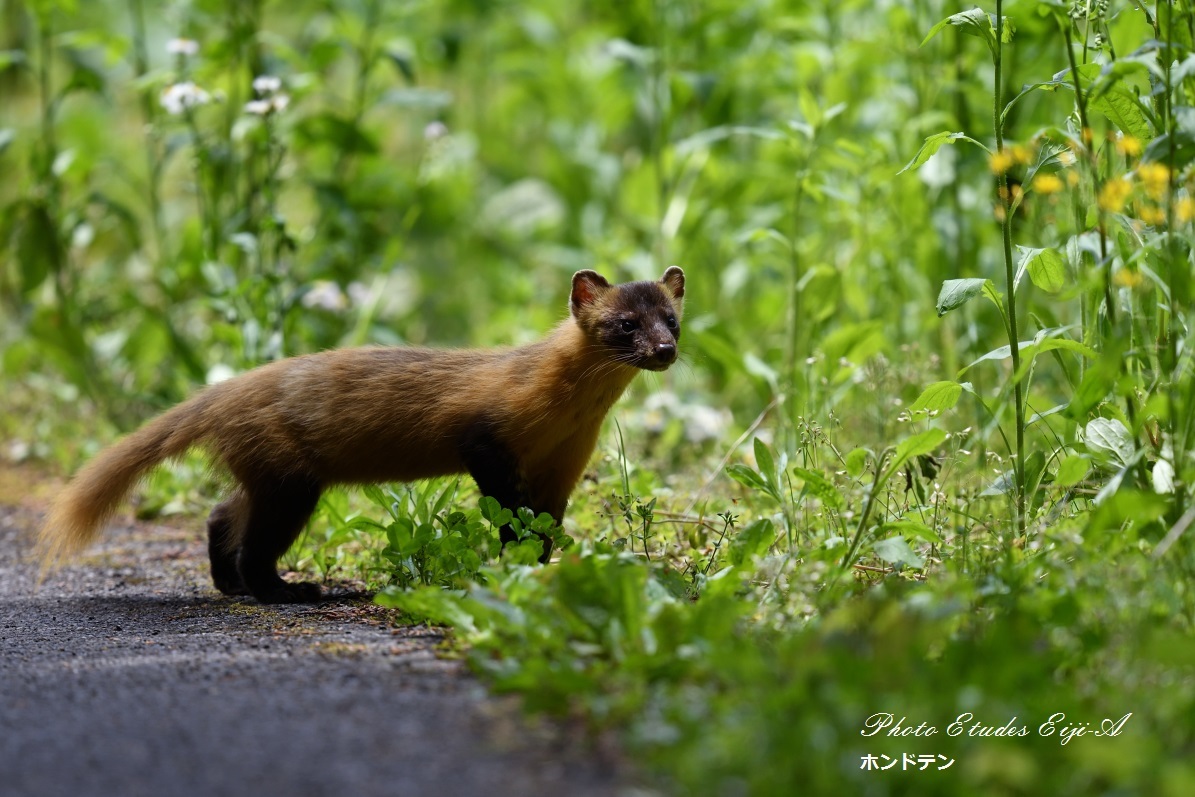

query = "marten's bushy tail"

[{"left": 38, "top": 396, "right": 212, "bottom": 569}]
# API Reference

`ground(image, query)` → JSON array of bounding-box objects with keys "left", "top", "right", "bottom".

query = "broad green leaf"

[
  {"left": 873, "top": 535, "right": 925, "bottom": 568},
  {"left": 882, "top": 427, "right": 947, "bottom": 485},
  {"left": 1087, "top": 86, "right": 1154, "bottom": 142},
  {"left": 1055, "top": 455, "right": 1091, "bottom": 487},
  {"left": 909, "top": 381, "right": 963, "bottom": 413},
  {"left": 937, "top": 278, "right": 991, "bottom": 316},
  {"left": 1083, "top": 417, "right": 1135, "bottom": 469},
  {"left": 1067, "top": 356, "right": 1119, "bottom": 419},
  {"left": 792, "top": 466, "right": 845, "bottom": 511},
  {"left": 728, "top": 519, "right": 777, "bottom": 566},
  {"left": 1152, "top": 459, "right": 1175, "bottom": 494},
  {"left": 844, "top": 447, "right": 869, "bottom": 478},
  {"left": 1014, "top": 246, "right": 1066, "bottom": 293}
]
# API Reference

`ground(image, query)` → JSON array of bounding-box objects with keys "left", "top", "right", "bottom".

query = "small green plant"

[{"left": 350, "top": 480, "right": 491, "bottom": 589}]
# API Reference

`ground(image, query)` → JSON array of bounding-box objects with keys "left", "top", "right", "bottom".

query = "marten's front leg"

[{"left": 459, "top": 423, "right": 554, "bottom": 563}]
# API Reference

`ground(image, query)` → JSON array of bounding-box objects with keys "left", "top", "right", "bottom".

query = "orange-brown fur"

[{"left": 39, "top": 267, "right": 685, "bottom": 603}]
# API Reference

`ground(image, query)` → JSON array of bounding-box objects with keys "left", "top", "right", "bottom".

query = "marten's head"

[{"left": 570, "top": 266, "right": 685, "bottom": 372}]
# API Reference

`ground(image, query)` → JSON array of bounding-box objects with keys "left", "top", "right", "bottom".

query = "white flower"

[
  {"left": 302, "top": 281, "right": 348, "bottom": 312},
  {"left": 252, "top": 75, "right": 282, "bottom": 95},
  {"left": 160, "top": 81, "right": 211, "bottom": 115},
  {"left": 244, "top": 93, "right": 290, "bottom": 116},
  {"left": 166, "top": 38, "right": 199, "bottom": 57},
  {"left": 424, "top": 121, "right": 448, "bottom": 141}
]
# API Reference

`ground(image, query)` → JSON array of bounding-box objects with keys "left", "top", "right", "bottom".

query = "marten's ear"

[
  {"left": 660, "top": 266, "right": 685, "bottom": 300},
  {"left": 570, "top": 270, "right": 612, "bottom": 315}
]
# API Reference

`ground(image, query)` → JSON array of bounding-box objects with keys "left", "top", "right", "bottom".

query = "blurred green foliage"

[{"left": 4, "top": 0, "right": 1195, "bottom": 794}]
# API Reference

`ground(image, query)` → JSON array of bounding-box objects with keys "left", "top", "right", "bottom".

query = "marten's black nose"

[{"left": 655, "top": 342, "right": 677, "bottom": 362}]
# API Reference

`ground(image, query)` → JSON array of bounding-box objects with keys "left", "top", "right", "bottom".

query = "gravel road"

[{"left": 0, "top": 499, "right": 629, "bottom": 797}]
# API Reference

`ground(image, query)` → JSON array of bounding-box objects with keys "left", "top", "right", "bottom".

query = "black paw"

[
  {"left": 251, "top": 580, "right": 323, "bottom": 604},
  {"left": 213, "top": 576, "right": 251, "bottom": 597}
]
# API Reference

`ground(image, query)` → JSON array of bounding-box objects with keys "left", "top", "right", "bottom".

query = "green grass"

[{"left": 4, "top": 0, "right": 1195, "bottom": 794}]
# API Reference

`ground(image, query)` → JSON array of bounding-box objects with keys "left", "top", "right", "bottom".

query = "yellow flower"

[
  {"left": 1116, "top": 135, "right": 1142, "bottom": 157},
  {"left": 1177, "top": 196, "right": 1195, "bottom": 223},
  {"left": 1033, "top": 173, "right": 1065, "bottom": 194},
  {"left": 989, "top": 150, "right": 1015, "bottom": 175},
  {"left": 1136, "top": 162, "right": 1170, "bottom": 201},
  {"left": 1137, "top": 203, "right": 1166, "bottom": 226},
  {"left": 1113, "top": 268, "right": 1144, "bottom": 289},
  {"left": 1098, "top": 178, "right": 1132, "bottom": 212},
  {"left": 1011, "top": 144, "right": 1033, "bottom": 165}
]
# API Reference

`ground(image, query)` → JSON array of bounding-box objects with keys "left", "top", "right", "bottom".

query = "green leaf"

[
  {"left": 728, "top": 519, "right": 777, "bottom": 566},
  {"left": 909, "top": 381, "right": 963, "bottom": 413},
  {"left": 878, "top": 520, "right": 942, "bottom": 543},
  {"left": 1055, "top": 455, "right": 1091, "bottom": 487},
  {"left": 873, "top": 535, "right": 925, "bottom": 568},
  {"left": 753, "top": 437, "right": 777, "bottom": 486},
  {"left": 844, "top": 447, "right": 869, "bottom": 478},
  {"left": 882, "top": 428, "right": 948, "bottom": 485},
  {"left": 1083, "top": 418, "right": 1135, "bottom": 470},
  {"left": 921, "top": 9, "right": 1012, "bottom": 55},
  {"left": 898, "top": 131, "right": 989, "bottom": 174},
  {"left": 295, "top": 111, "right": 378, "bottom": 154},
  {"left": 1087, "top": 79, "right": 1154, "bottom": 142},
  {"left": 960, "top": 336, "right": 1097, "bottom": 376},
  {"left": 937, "top": 278, "right": 991, "bottom": 316},
  {"left": 726, "top": 464, "right": 775, "bottom": 501},
  {"left": 16, "top": 202, "right": 58, "bottom": 294},
  {"left": 479, "top": 496, "right": 513, "bottom": 528},
  {"left": 1014, "top": 246, "right": 1066, "bottom": 293},
  {"left": 1067, "top": 355, "right": 1119, "bottom": 419},
  {"left": 792, "top": 466, "right": 845, "bottom": 511}
]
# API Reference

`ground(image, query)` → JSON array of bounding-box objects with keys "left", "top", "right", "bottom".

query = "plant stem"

[
  {"left": 994, "top": 0, "right": 1027, "bottom": 539},
  {"left": 1060, "top": 23, "right": 1116, "bottom": 330}
]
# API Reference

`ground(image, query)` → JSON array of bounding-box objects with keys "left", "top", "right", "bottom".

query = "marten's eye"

[
  {"left": 620, "top": 319, "right": 638, "bottom": 333},
  {"left": 665, "top": 315, "right": 677, "bottom": 329}
]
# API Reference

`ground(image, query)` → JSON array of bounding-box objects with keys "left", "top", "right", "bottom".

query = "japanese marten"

[{"left": 38, "top": 267, "right": 685, "bottom": 603}]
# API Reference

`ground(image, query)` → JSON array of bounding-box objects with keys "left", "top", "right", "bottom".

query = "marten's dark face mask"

[{"left": 570, "top": 267, "right": 685, "bottom": 372}]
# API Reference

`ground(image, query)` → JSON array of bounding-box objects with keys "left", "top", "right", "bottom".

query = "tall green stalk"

[{"left": 993, "top": 0, "right": 1027, "bottom": 539}]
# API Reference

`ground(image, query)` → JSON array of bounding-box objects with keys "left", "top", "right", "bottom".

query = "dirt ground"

[{"left": 0, "top": 471, "right": 634, "bottom": 797}]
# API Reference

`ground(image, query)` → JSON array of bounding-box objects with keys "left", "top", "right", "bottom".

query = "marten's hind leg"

[
  {"left": 207, "top": 490, "right": 249, "bottom": 596},
  {"left": 236, "top": 476, "right": 323, "bottom": 604}
]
